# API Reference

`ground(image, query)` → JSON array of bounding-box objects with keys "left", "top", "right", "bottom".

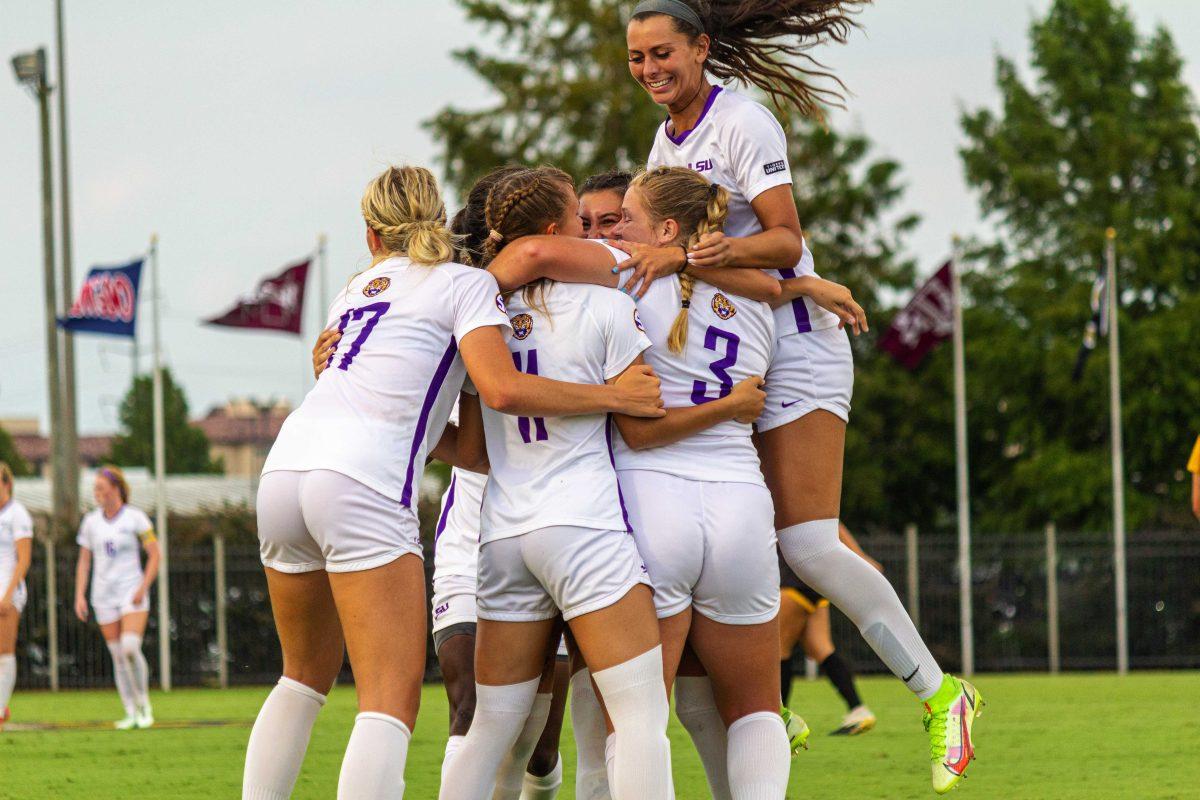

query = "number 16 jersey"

[
  {"left": 613, "top": 275, "right": 775, "bottom": 486},
  {"left": 263, "top": 256, "right": 511, "bottom": 507}
]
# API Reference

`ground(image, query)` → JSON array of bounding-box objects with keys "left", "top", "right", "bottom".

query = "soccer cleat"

[
  {"left": 114, "top": 714, "right": 138, "bottom": 730},
  {"left": 830, "top": 704, "right": 877, "bottom": 736},
  {"left": 923, "top": 675, "right": 983, "bottom": 794},
  {"left": 135, "top": 705, "right": 155, "bottom": 729},
  {"left": 780, "top": 705, "right": 810, "bottom": 754},
  {"left": 0, "top": 705, "right": 10, "bottom": 729}
]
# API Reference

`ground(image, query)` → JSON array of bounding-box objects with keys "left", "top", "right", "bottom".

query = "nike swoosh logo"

[
  {"left": 781, "top": 399, "right": 802, "bottom": 408},
  {"left": 903, "top": 666, "right": 920, "bottom": 683},
  {"left": 949, "top": 704, "right": 972, "bottom": 774}
]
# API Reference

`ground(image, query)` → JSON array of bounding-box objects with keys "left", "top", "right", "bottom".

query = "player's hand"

[
  {"left": 312, "top": 327, "right": 341, "bottom": 378},
  {"left": 0, "top": 596, "right": 13, "bottom": 617},
  {"left": 131, "top": 586, "right": 147, "bottom": 606},
  {"left": 608, "top": 241, "right": 686, "bottom": 299},
  {"left": 804, "top": 278, "right": 868, "bottom": 335},
  {"left": 688, "top": 231, "right": 735, "bottom": 268},
  {"left": 728, "top": 376, "right": 767, "bottom": 423},
  {"left": 613, "top": 365, "right": 666, "bottom": 418},
  {"left": 74, "top": 596, "right": 89, "bottom": 622}
]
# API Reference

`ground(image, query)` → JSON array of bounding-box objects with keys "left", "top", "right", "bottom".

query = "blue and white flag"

[{"left": 58, "top": 259, "right": 143, "bottom": 338}]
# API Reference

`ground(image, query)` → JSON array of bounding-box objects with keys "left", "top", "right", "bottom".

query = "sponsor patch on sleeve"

[{"left": 763, "top": 160, "right": 787, "bottom": 175}]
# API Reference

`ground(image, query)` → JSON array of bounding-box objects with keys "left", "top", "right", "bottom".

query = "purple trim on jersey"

[
  {"left": 665, "top": 85, "right": 722, "bottom": 146},
  {"left": 777, "top": 268, "right": 813, "bottom": 333},
  {"left": 434, "top": 474, "right": 458, "bottom": 544},
  {"left": 401, "top": 338, "right": 459, "bottom": 508},
  {"left": 102, "top": 504, "right": 127, "bottom": 523},
  {"left": 604, "top": 415, "right": 633, "bottom": 533}
]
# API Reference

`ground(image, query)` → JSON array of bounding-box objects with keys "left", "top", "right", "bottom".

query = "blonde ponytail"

[
  {"left": 629, "top": 167, "right": 730, "bottom": 355},
  {"left": 361, "top": 166, "right": 457, "bottom": 266}
]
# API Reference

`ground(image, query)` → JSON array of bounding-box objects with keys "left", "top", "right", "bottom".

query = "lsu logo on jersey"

[
  {"left": 711, "top": 293, "right": 737, "bottom": 320},
  {"left": 363, "top": 276, "right": 391, "bottom": 297},
  {"left": 495, "top": 293, "right": 508, "bottom": 314},
  {"left": 511, "top": 313, "right": 534, "bottom": 340},
  {"left": 689, "top": 158, "right": 715, "bottom": 173},
  {"left": 633, "top": 308, "right": 645, "bottom": 332}
]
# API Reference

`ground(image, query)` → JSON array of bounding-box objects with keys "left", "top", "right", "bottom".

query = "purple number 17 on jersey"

[
  {"left": 512, "top": 349, "right": 549, "bottom": 443},
  {"left": 691, "top": 326, "right": 741, "bottom": 404},
  {"left": 326, "top": 302, "right": 391, "bottom": 372}
]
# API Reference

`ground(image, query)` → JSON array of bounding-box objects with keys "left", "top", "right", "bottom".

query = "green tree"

[
  {"left": 0, "top": 425, "right": 32, "bottom": 477},
  {"left": 107, "top": 369, "right": 222, "bottom": 474},
  {"left": 426, "top": 0, "right": 663, "bottom": 195},
  {"left": 957, "top": 0, "right": 1200, "bottom": 531}
]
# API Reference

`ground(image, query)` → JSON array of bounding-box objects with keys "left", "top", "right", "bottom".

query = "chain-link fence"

[{"left": 13, "top": 526, "right": 1200, "bottom": 690}]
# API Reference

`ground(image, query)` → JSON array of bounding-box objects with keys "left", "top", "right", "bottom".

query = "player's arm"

[
  {"left": 687, "top": 185, "right": 804, "bottom": 270},
  {"left": 459, "top": 325, "right": 664, "bottom": 419},
  {"left": 611, "top": 355, "right": 765, "bottom": 450},
  {"left": 775, "top": 276, "right": 868, "bottom": 335},
  {"left": 687, "top": 264, "right": 782, "bottom": 303},
  {"left": 0, "top": 539, "right": 31, "bottom": 615},
  {"left": 74, "top": 546, "right": 91, "bottom": 622},
  {"left": 487, "top": 237, "right": 621, "bottom": 292},
  {"left": 838, "top": 523, "right": 884, "bottom": 573},
  {"left": 453, "top": 393, "right": 490, "bottom": 475},
  {"left": 133, "top": 528, "right": 160, "bottom": 605}
]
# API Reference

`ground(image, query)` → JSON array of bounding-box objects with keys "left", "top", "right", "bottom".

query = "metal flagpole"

[
  {"left": 951, "top": 239, "right": 974, "bottom": 676},
  {"left": 1105, "top": 227, "right": 1128, "bottom": 675},
  {"left": 55, "top": 0, "right": 80, "bottom": 526},
  {"left": 150, "top": 234, "right": 172, "bottom": 690}
]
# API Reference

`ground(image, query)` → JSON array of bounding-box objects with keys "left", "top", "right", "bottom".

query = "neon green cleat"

[
  {"left": 922, "top": 675, "right": 984, "bottom": 794},
  {"left": 780, "top": 705, "right": 810, "bottom": 754}
]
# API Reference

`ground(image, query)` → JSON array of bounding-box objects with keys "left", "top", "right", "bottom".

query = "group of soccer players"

[{"left": 241, "top": 2, "right": 984, "bottom": 798}]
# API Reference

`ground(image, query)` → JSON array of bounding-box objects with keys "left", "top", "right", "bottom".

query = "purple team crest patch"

[
  {"left": 711, "top": 293, "right": 736, "bottom": 320},
  {"left": 511, "top": 313, "right": 534, "bottom": 340},
  {"left": 363, "top": 276, "right": 391, "bottom": 297},
  {"left": 633, "top": 308, "right": 645, "bottom": 332}
]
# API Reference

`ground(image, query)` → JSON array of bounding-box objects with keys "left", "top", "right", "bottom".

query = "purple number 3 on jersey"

[{"left": 691, "top": 326, "right": 740, "bottom": 404}]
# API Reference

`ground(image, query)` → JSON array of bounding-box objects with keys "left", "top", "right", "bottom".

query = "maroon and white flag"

[
  {"left": 205, "top": 259, "right": 310, "bottom": 335},
  {"left": 878, "top": 261, "right": 955, "bottom": 369}
]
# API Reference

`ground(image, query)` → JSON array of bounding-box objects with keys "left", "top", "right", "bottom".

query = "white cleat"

[
  {"left": 114, "top": 714, "right": 138, "bottom": 730},
  {"left": 830, "top": 705, "right": 877, "bottom": 736},
  {"left": 135, "top": 706, "right": 155, "bottom": 729}
]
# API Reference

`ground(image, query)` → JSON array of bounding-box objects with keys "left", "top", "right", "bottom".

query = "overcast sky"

[{"left": 3, "top": 1, "right": 1199, "bottom": 434}]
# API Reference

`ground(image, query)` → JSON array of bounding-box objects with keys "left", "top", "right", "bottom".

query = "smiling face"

[
  {"left": 627, "top": 14, "right": 709, "bottom": 110},
  {"left": 579, "top": 189, "right": 625, "bottom": 240},
  {"left": 613, "top": 185, "right": 679, "bottom": 247}
]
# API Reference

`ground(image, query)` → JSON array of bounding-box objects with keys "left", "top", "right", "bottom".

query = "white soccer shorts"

[
  {"left": 92, "top": 583, "right": 150, "bottom": 625},
  {"left": 431, "top": 573, "right": 479, "bottom": 634},
  {"left": 477, "top": 526, "right": 651, "bottom": 623},
  {"left": 618, "top": 470, "right": 780, "bottom": 625},
  {"left": 757, "top": 326, "right": 854, "bottom": 433},
  {"left": 257, "top": 469, "right": 423, "bottom": 574}
]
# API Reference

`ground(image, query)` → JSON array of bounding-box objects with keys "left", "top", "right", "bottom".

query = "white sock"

[
  {"left": 438, "top": 677, "right": 540, "bottom": 800},
  {"left": 520, "top": 755, "right": 562, "bottom": 800},
  {"left": 493, "top": 692, "right": 553, "bottom": 800},
  {"left": 0, "top": 654, "right": 15, "bottom": 711},
  {"left": 106, "top": 640, "right": 137, "bottom": 716},
  {"left": 570, "top": 669, "right": 611, "bottom": 800},
  {"left": 591, "top": 646, "right": 673, "bottom": 800},
  {"left": 242, "top": 676, "right": 327, "bottom": 800},
  {"left": 442, "top": 734, "right": 466, "bottom": 790},
  {"left": 120, "top": 632, "right": 151, "bottom": 709},
  {"left": 674, "top": 676, "right": 731, "bottom": 800},
  {"left": 337, "top": 711, "right": 410, "bottom": 800},
  {"left": 778, "top": 519, "right": 943, "bottom": 699},
  {"left": 726, "top": 712, "right": 790, "bottom": 799},
  {"left": 603, "top": 734, "right": 617, "bottom": 793}
]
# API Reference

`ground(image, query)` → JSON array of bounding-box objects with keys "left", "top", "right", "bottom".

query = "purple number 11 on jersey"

[{"left": 512, "top": 349, "right": 548, "bottom": 443}]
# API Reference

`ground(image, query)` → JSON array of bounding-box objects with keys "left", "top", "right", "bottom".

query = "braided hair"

[
  {"left": 451, "top": 165, "right": 526, "bottom": 267},
  {"left": 360, "top": 166, "right": 456, "bottom": 266}
]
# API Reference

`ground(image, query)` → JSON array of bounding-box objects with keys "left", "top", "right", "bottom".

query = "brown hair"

[
  {"left": 629, "top": 167, "right": 729, "bottom": 353},
  {"left": 361, "top": 166, "right": 457, "bottom": 266},
  {"left": 0, "top": 462, "right": 12, "bottom": 491},
  {"left": 482, "top": 166, "right": 575, "bottom": 318},
  {"left": 98, "top": 464, "right": 130, "bottom": 504},
  {"left": 631, "top": 0, "right": 868, "bottom": 118},
  {"left": 451, "top": 165, "right": 527, "bottom": 268}
]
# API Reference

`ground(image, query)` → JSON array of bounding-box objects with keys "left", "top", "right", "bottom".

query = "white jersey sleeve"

[
  {"left": 76, "top": 515, "right": 93, "bottom": 550},
  {"left": 454, "top": 269, "right": 512, "bottom": 343},
  {"left": 126, "top": 507, "right": 154, "bottom": 538},
  {"left": 721, "top": 100, "right": 793, "bottom": 204},
  {"left": 10, "top": 502, "right": 33, "bottom": 541},
  {"left": 598, "top": 291, "right": 649, "bottom": 380}
]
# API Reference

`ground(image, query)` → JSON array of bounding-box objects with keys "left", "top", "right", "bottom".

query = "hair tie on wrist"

[{"left": 676, "top": 244, "right": 689, "bottom": 271}]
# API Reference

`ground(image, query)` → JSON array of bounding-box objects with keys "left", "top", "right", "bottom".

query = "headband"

[{"left": 631, "top": 0, "right": 705, "bottom": 34}]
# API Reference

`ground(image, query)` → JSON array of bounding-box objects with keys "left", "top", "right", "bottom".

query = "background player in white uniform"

[
  {"left": 0, "top": 463, "right": 34, "bottom": 729},
  {"left": 620, "top": 3, "right": 983, "bottom": 793},
  {"left": 578, "top": 171, "right": 631, "bottom": 241},
  {"left": 73, "top": 465, "right": 160, "bottom": 730},
  {"left": 439, "top": 167, "right": 672, "bottom": 800},
  {"left": 245, "top": 166, "right": 664, "bottom": 800}
]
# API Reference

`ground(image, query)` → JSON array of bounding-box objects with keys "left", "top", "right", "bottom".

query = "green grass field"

[{"left": 2, "top": 672, "right": 1196, "bottom": 799}]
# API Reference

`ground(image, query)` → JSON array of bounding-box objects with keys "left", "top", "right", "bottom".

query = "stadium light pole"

[
  {"left": 149, "top": 233, "right": 172, "bottom": 690},
  {"left": 55, "top": 0, "right": 81, "bottom": 527},
  {"left": 1106, "top": 228, "right": 1128, "bottom": 675},
  {"left": 951, "top": 237, "right": 974, "bottom": 677},
  {"left": 12, "top": 47, "right": 69, "bottom": 536}
]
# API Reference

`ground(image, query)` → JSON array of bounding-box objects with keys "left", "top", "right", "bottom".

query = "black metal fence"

[{"left": 14, "top": 527, "right": 1200, "bottom": 690}]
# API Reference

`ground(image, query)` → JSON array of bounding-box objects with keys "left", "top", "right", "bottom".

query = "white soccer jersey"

[
  {"left": 647, "top": 86, "right": 839, "bottom": 336},
  {"left": 479, "top": 275, "right": 651, "bottom": 542},
  {"left": 613, "top": 274, "right": 775, "bottom": 484},
  {"left": 262, "top": 256, "right": 511, "bottom": 508},
  {"left": 433, "top": 468, "right": 486, "bottom": 582},
  {"left": 76, "top": 505, "right": 152, "bottom": 606},
  {"left": 0, "top": 499, "right": 33, "bottom": 586}
]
